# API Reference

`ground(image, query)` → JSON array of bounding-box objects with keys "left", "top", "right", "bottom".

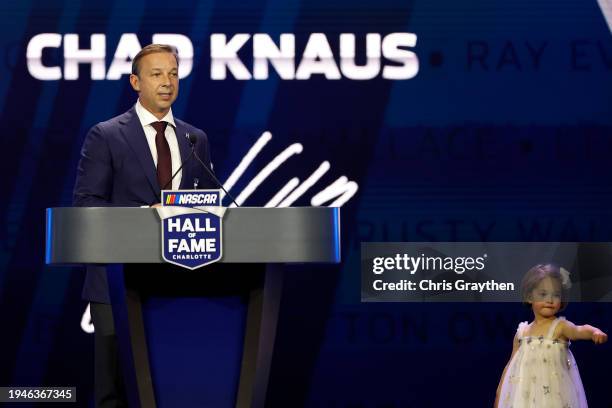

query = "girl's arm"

[
  {"left": 494, "top": 333, "right": 519, "bottom": 408},
  {"left": 561, "top": 320, "right": 608, "bottom": 344}
]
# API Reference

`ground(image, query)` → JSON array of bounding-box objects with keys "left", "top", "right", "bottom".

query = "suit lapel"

[{"left": 120, "top": 108, "right": 160, "bottom": 195}]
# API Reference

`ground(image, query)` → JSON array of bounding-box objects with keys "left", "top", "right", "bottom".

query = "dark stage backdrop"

[{"left": 1, "top": 0, "right": 611, "bottom": 406}]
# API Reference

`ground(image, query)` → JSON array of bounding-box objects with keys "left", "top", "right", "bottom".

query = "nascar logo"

[
  {"left": 163, "top": 191, "right": 220, "bottom": 207},
  {"left": 158, "top": 189, "right": 224, "bottom": 269}
]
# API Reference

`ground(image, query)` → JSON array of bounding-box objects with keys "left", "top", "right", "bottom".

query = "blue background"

[{"left": 1, "top": 0, "right": 611, "bottom": 406}]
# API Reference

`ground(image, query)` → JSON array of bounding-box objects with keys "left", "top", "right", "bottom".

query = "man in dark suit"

[{"left": 73, "top": 44, "right": 215, "bottom": 407}]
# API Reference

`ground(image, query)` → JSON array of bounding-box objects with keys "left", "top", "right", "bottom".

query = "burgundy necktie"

[{"left": 151, "top": 121, "right": 171, "bottom": 190}]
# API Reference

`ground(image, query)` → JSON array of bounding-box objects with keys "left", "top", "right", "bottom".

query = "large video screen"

[{"left": 1, "top": 0, "right": 611, "bottom": 406}]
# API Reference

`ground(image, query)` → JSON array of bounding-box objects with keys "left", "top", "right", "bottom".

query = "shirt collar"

[{"left": 135, "top": 99, "right": 176, "bottom": 129}]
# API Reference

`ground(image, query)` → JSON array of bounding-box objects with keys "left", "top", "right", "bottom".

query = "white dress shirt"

[{"left": 134, "top": 99, "right": 182, "bottom": 190}]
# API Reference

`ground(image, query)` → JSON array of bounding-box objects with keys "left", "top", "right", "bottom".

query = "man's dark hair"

[{"left": 131, "top": 44, "right": 179, "bottom": 76}]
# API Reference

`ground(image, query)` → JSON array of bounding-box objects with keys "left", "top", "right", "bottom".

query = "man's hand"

[{"left": 150, "top": 203, "right": 162, "bottom": 208}]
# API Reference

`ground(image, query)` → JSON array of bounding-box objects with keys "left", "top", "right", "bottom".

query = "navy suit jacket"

[{"left": 73, "top": 107, "right": 216, "bottom": 303}]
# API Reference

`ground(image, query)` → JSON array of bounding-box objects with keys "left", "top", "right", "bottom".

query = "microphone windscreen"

[{"left": 187, "top": 133, "right": 197, "bottom": 146}]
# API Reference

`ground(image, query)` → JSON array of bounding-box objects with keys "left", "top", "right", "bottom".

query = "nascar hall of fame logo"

[{"left": 156, "top": 190, "right": 225, "bottom": 270}]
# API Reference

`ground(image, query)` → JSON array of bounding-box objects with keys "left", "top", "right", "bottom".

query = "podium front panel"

[{"left": 46, "top": 207, "right": 340, "bottom": 264}]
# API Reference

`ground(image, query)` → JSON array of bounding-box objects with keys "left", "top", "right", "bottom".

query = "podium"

[{"left": 45, "top": 207, "right": 340, "bottom": 408}]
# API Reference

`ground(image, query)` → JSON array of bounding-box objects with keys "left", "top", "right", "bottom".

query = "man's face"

[{"left": 130, "top": 51, "right": 178, "bottom": 118}]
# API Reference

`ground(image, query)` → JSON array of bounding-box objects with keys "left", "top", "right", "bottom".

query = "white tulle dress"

[{"left": 498, "top": 317, "right": 588, "bottom": 408}]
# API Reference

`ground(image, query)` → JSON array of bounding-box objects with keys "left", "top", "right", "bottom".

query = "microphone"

[
  {"left": 187, "top": 133, "right": 197, "bottom": 146},
  {"left": 160, "top": 133, "right": 197, "bottom": 191},
  {"left": 187, "top": 132, "right": 240, "bottom": 207}
]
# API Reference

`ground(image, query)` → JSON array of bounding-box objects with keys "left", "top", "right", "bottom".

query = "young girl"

[{"left": 495, "top": 264, "right": 607, "bottom": 408}]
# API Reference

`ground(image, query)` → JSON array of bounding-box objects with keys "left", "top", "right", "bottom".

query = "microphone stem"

[
  {"left": 161, "top": 147, "right": 195, "bottom": 191},
  {"left": 193, "top": 151, "right": 240, "bottom": 207}
]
